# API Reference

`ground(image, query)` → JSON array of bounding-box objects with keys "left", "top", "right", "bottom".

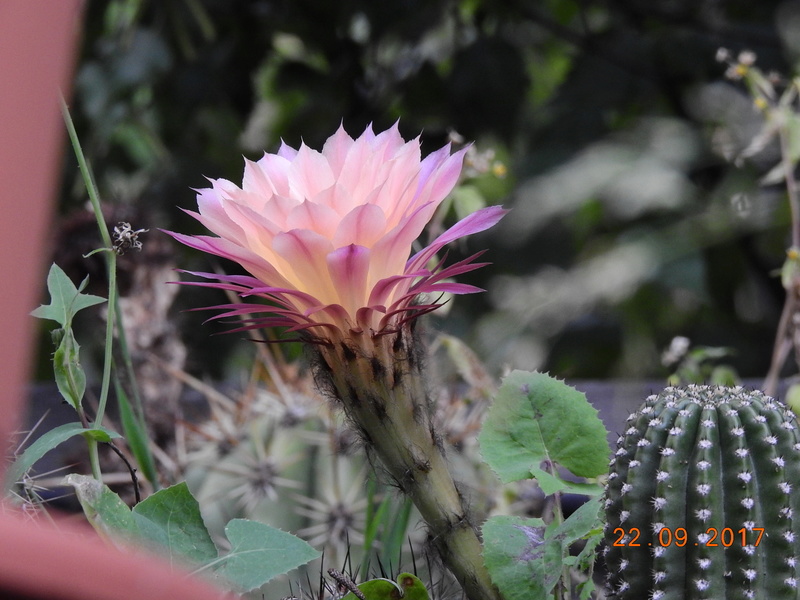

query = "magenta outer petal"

[
  {"left": 415, "top": 146, "right": 468, "bottom": 207},
  {"left": 406, "top": 205, "right": 508, "bottom": 273},
  {"left": 163, "top": 230, "right": 294, "bottom": 288},
  {"left": 177, "top": 270, "right": 265, "bottom": 289},
  {"left": 327, "top": 244, "right": 371, "bottom": 318}
]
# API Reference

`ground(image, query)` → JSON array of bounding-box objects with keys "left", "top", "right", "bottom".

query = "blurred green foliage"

[{"left": 59, "top": 0, "right": 800, "bottom": 381}]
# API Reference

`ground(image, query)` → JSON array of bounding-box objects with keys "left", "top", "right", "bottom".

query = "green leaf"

[
  {"left": 64, "top": 474, "right": 139, "bottom": 542},
  {"left": 528, "top": 465, "right": 604, "bottom": 497},
  {"left": 210, "top": 519, "right": 320, "bottom": 591},
  {"left": 66, "top": 477, "right": 218, "bottom": 567},
  {"left": 132, "top": 482, "right": 218, "bottom": 566},
  {"left": 116, "top": 378, "right": 159, "bottom": 487},
  {"left": 548, "top": 496, "right": 603, "bottom": 547},
  {"left": 341, "top": 573, "right": 429, "bottom": 600},
  {"left": 483, "top": 515, "right": 560, "bottom": 600},
  {"left": 31, "top": 263, "right": 105, "bottom": 327},
  {"left": 6, "top": 423, "right": 120, "bottom": 489},
  {"left": 52, "top": 329, "right": 86, "bottom": 410},
  {"left": 479, "top": 371, "right": 610, "bottom": 483}
]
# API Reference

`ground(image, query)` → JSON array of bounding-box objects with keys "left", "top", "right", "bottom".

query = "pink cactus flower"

[{"left": 167, "top": 122, "right": 506, "bottom": 343}]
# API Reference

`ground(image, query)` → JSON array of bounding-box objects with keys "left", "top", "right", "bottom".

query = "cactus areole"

[{"left": 604, "top": 385, "right": 800, "bottom": 599}]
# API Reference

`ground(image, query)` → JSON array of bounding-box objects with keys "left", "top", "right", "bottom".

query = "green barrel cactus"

[{"left": 604, "top": 385, "right": 800, "bottom": 599}]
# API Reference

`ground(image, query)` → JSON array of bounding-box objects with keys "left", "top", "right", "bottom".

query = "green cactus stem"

[{"left": 604, "top": 385, "right": 800, "bottom": 600}]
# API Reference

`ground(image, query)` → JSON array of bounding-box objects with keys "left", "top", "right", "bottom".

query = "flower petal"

[
  {"left": 332, "top": 203, "right": 387, "bottom": 249},
  {"left": 244, "top": 154, "right": 291, "bottom": 200},
  {"left": 288, "top": 143, "right": 335, "bottom": 199},
  {"left": 327, "top": 244, "right": 371, "bottom": 319},
  {"left": 287, "top": 199, "right": 339, "bottom": 239},
  {"left": 406, "top": 205, "right": 509, "bottom": 273},
  {"left": 272, "top": 228, "right": 336, "bottom": 303},
  {"left": 321, "top": 123, "right": 354, "bottom": 177}
]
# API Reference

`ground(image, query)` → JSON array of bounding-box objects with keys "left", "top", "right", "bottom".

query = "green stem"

[{"left": 60, "top": 96, "right": 116, "bottom": 455}]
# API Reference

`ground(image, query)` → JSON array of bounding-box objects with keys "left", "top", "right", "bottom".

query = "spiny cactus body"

[{"left": 604, "top": 385, "right": 800, "bottom": 599}]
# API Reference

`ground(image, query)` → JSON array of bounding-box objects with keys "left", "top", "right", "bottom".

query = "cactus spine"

[{"left": 604, "top": 385, "right": 800, "bottom": 599}]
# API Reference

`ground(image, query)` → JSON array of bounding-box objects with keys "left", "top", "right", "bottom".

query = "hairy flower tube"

[{"left": 168, "top": 123, "right": 506, "bottom": 600}]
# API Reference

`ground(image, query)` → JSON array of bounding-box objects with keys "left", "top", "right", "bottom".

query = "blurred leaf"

[
  {"left": 132, "top": 482, "right": 218, "bottom": 565},
  {"left": 116, "top": 378, "right": 159, "bottom": 487},
  {"left": 7, "top": 424, "right": 120, "bottom": 489},
  {"left": 210, "top": 519, "right": 320, "bottom": 591},
  {"left": 482, "top": 515, "right": 556, "bottom": 600},
  {"left": 65, "top": 473, "right": 137, "bottom": 540}
]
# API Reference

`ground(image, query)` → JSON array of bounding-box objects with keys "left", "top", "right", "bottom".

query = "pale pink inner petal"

[
  {"left": 288, "top": 144, "right": 335, "bottom": 200},
  {"left": 314, "top": 183, "right": 356, "bottom": 218},
  {"left": 251, "top": 153, "right": 292, "bottom": 198},
  {"left": 264, "top": 195, "right": 302, "bottom": 229},
  {"left": 336, "top": 134, "right": 384, "bottom": 209},
  {"left": 195, "top": 187, "right": 247, "bottom": 245},
  {"left": 272, "top": 228, "right": 336, "bottom": 304},
  {"left": 321, "top": 124, "right": 354, "bottom": 177},
  {"left": 287, "top": 199, "right": 339, "bottom": 239},
  {"left": 277, "top": 140, "right": 298, "bottom": 161},
  {"left": 372, "top": 147, "right": 423, "bottom": 226},
  {"left": 369, "top": 201, "right": 439, "bottom": 293},
  {"left": 332, "top": 203, "right": 387, "bottom": 249},
  {"left": 370, "top": 121, "right": 405, "bottom": 160}
]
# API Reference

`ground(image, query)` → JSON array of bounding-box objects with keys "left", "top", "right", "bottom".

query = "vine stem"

[
  {"left": 764, "top": 118, "right": 800, "bottom": 396},
  {"left": 60, "top": 96, "right": 117, "bottom": 476}
]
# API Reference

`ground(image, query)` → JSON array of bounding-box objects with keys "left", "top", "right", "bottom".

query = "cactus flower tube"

[
  {"left": 604, "top": 385, "right": 800, "bottom": 600},
  {"left": 167, "top": 123, "right": 505, "bottom": 600}
]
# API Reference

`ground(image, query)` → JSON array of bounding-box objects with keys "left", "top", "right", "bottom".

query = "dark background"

[{"left": 45, "top": 0, "right": 800, "bottom": 384}]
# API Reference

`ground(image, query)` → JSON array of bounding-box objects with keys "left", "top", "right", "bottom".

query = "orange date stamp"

[{"left": 612, "top": 527, "right": 764, "bottom": 548}]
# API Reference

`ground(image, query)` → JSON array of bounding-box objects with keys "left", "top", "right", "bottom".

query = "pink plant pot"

[{"left": 0, "top": 3, "right": 226, "bottom": 598}]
